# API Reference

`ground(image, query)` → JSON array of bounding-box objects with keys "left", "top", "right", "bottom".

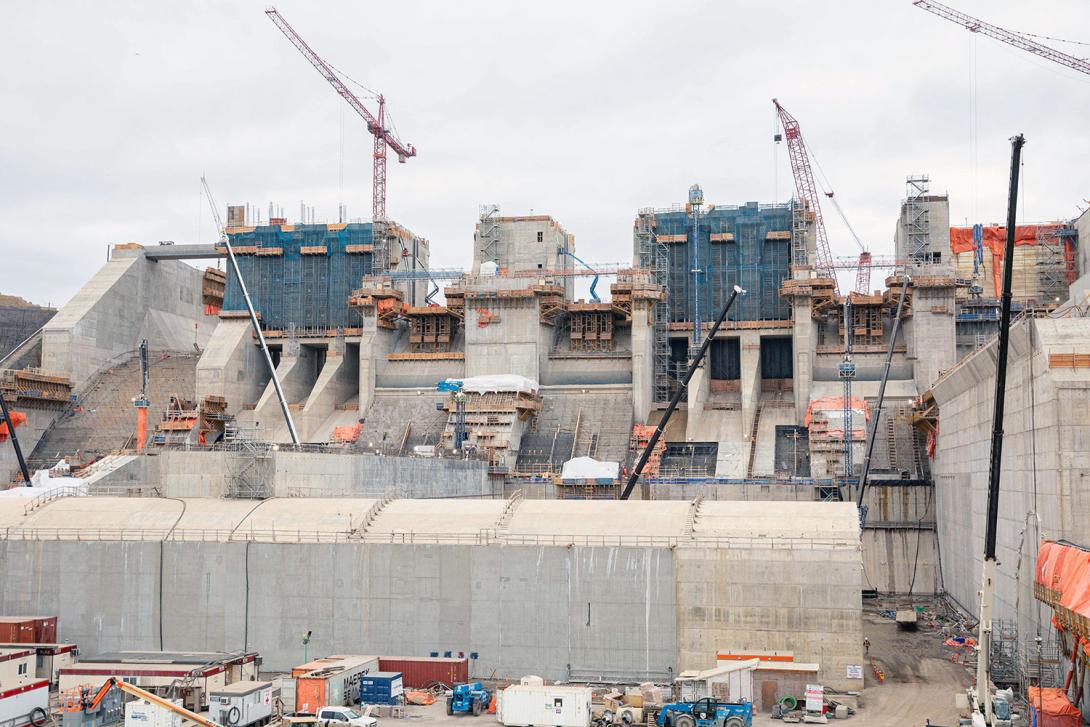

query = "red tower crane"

[
  {"left": 913, "top": 0, "right": 1090, "bottom": 77},
  {"left": 266, "top": 7, "right": 417, "bottom": 221},
  {"left": 774, "top": 99, "right": 873, "bottom": 294}
]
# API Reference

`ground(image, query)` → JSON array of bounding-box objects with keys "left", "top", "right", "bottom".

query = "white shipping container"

[
  {"left": 498, "top": 685, "right": 592, "bottom": 727},
  {"left": 210, "top": 681, "right": 274, "bottom": 727},
  {"left": 124, "top": 700, "right": 183, "bottom": 727}
]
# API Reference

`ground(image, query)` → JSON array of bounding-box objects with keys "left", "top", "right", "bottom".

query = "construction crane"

[
  {"left": 774, "top": 100, "right": 872, "bottom": 295},
  {"left": 266, "top": 7, "right": 417, "bottom": 220},
  {"left": 201, "top": 175, "right": 300, "bottom": 445},
  {"left": 88, "top": 677, "right": 219, "bottom": 727},
  {"left": 913, "top": 0, "right": 1090, "bottom": 77},
  {"left": 824, "top": 192, "right": 873, "bottom": 293}
]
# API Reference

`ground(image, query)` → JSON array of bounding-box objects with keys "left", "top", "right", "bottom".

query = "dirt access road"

[{"left": 758, "top": 605, "right": 974, "bottom": 726}]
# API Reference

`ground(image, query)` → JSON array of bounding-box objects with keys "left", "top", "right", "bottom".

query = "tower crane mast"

[
  {"left": 266, "top": 7, "right": 417, "bottom": 220},
  {"left": 912, "top": 0, "right": 1090, "bottom": 77}
]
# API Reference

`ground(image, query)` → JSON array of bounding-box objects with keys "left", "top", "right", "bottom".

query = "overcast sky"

[{"left": 2, "top": 0, "right": 1088, "bottom": 307}]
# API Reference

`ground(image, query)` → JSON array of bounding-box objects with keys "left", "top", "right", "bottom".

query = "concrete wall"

[
  {"left": 932, "top": 317, "right": 1090, "bottom": 642},
  {"left": 675, "top": 545, "right": 863, "bottom": 689},
  {"left": 195, "top": 319, "right": 270, "bottom": 416},
  {"left": 89, "top": 450, "right": 493, "bottom": 499},
  {"left": 0, "top": 540, "right": 674, "bottom": 681},
  {"left": 465, "top": 300, "right": 543, "bottom": 381},
  {"left": 473, "top": 217, "right": 574, "bottom": 299},
  {"left": 904, "top": 275, "right": 957, "bottom": 394},
  {"left": 43, "top": 248, "right": 216, "bottom": 389}
]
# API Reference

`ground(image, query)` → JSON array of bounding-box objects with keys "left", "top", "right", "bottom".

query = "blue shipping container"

[{"left": 358, "top": 672, "right": 404, "bottom": 706}]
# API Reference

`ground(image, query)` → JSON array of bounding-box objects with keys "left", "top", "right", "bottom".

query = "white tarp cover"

[
  {"left": 479, "top": 261, "right": 500, "bottom": 275},
  {"left": 560, "top": 457, "right": 619, "bottom": 480},
  {"left": 0, "top": 460, "right": 87, "bottom": 498},
  {"left": 447, "top": 375, "right": 538, "bottom": 395}
]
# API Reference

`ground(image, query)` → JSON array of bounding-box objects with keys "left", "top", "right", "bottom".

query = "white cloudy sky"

[{"left": 2, "top": 0, "right": 1089, "bottom": 307}]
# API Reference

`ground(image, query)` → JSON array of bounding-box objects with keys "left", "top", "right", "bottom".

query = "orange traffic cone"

[{"left": 488, "top": 693, "right": 497, "bottom": 714}]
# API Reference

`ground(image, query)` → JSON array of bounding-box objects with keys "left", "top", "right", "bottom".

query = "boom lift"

[{"left": 88, "top": 678, "right": 220, "bottom": 727}]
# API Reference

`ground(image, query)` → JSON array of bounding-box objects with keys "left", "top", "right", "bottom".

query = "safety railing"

[
  {"left": 0, "top": 525, "right": 860, "bottom": 550},
  {"left": 22, "top": 485, "right": 87, "bottom": 516}
]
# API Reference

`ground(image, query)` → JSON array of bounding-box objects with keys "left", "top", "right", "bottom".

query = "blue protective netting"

[
  {"left": 654, "top": 202, "right": 792, "bottom": 323},
  {"left": 221, "top": 223, "right": 375, "bottom": 330}
]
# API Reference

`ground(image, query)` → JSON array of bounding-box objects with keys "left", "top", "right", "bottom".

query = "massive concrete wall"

[
  {"left": 932, "top": 317, "right": 1090, "bottom": 642},
  {"left": 43, "top": 248, "right": 216, "bottom": 389},
  {"left": 0, "top": 538, "right": 864, "bottom": 685},
  {"left": 0, "top": 540, "right": 673, "bottom": 681}
]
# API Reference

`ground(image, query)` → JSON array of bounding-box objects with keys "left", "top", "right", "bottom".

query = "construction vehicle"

[
  {"left": 654, "top": 698, "right": 752, "bottom": 727},
  {"left": 959, "top": 136, "right": 1024, "bottom": 727},
  {"left": 446, "top": 683, "right": 491, "bottom": 717},
  {"left": 86, "top": 677, "right": 219, "bottom": 727}
]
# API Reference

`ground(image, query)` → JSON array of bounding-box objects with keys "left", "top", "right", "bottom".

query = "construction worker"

[{"left": 863, "top": 636, "right": 870, "bottom": 655}]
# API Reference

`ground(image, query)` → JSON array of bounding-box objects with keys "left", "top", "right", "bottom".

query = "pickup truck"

[{"left": 314, "top": 706, "right": 378, "bottom": 727}]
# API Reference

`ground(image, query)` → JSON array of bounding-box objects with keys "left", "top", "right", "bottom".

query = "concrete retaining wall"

[{"left": 0, "top": 538, "right": 861, "bottom": 686}]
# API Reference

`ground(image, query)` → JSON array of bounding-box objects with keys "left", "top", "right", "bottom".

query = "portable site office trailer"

[
  {"left": 0, "top": 680, "right": 49, "bottom": 727},
  {"left": 0, "top": 619, "right": 56, "bottom": 645},
  {"left": 58, "top": 652, "right": 260, "bottom": 711},
  {"left": 209, "top": 681, "right": 274, "bottom": 727},
  {"left": 0, "top": 651, "right": 34, "bottom": 688},
  {"left": 498, "top": 685, "right": 593, "bottom": 727},
  {"left": 0, "top": 644, "right": 77, "bottom": 686}
]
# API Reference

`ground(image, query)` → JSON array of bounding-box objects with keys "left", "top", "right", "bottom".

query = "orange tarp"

[
  {"left": 1036, "top": 541, "right": 1090, "bottom": 621},
  {"left": 330, "top": 423, "right": 362, "bottom": 443},
  {"left": 0, "top": 410, "right": 27, "bottom": 443},
  {"left": 803, "top": 396, "right": 870, "bottom": 427},
  {"left": 949, "top": 225, "right": 1048, "bottom": 254},
  {"left": 950, "top": 224, "right": 1065, "bottom": 297},
  {"left": 1027, "top": 687, "right": 1082, "bottom": 725}
]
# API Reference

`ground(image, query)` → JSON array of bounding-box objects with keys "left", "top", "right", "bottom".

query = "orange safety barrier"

[{"left": 0, "top": 409, "right": 27, "bottom": 443}]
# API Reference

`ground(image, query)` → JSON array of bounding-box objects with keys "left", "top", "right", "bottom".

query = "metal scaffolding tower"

[
  {"left": 904, "top": 176, "right": 933, "bottom": 262},
  {"left": 479, "top": 205, "right": 502, "bottom": 266},
  {"left": 636, "top": 210, "right": 670, "bottom": 404},
  {"left": 1035, "top": 224, "right": 1078, "bottom": 305}
]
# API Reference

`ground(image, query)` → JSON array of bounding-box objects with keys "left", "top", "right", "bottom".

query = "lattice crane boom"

[
  {"left": 773, "top": 99, "right": 838, "bottom": 292},
  {"left": 266, "top": 7, "right": 417, "bottom": 220},
  {"left": 913, "top": 0, "right": 1090, "bottom": 76}
]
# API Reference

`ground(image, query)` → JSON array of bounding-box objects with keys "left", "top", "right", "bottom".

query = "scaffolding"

[
  {"left": 636, "top": 210, "right": 671, "bottom": 404},
  {"left": 903, "top": 176, "right": 932, "bottom": 263},
  {"left": 791, "top": 198, "right": 811, "bottom": 267},
  {"left": 1036, "top": 224, "right": 1079, "bottom": 305},
  {"left": 478, "top": 204, "right": 502, "bottom": 266}
]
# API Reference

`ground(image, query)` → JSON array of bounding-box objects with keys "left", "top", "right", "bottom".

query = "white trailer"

[
  {"left": 498, "top": 685, "right": 592, "bottom": 727},
  {"left": 0, "top": 680, "right": 49, "bottom": 727},
  {"left": 210, "top": 681, "right": 274, "bottom": 727}
]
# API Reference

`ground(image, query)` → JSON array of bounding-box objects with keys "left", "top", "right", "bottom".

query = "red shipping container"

[
  {"left": 378, "top": 657, "right": 468, "bottom": 688},
  {"left": 32, "top": 618, "right": 57, "bottom": 643},
  {"left": 0, "top": 618, "right": 36, "bottom": 643}
]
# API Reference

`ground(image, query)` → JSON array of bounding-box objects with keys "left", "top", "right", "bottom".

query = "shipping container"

[
  {"left": 210, "top": 681, "right": 274, "bottom": 727},
  {"left": 125, "top": 699, "right": 182, "bottom": 727},
  {"left": 0, "top": 679, "right": 49, "bottom": 727},
  {"left": 358, "top": 673, "right": 403, "bottom": 706},
  {"left": 377, "top": 657, "right": 467, "bottom": 688},
  {"left": 293, "top": 656, "right": 378, "bottom": 714},
  {"left": 497, "top": 685, "right": 592, "bottom": 727},
  {"left": 0, "top": 620, "right": 35, "bottom": 645}
]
